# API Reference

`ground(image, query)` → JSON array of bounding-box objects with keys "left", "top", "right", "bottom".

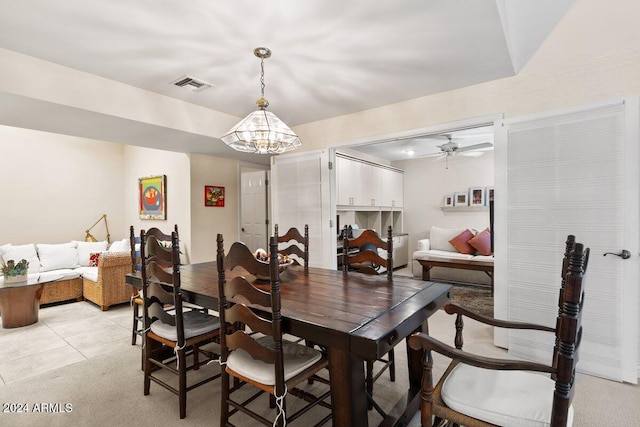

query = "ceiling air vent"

[{"left": 170, "top": 75, "right": 213, "bottom": 92}]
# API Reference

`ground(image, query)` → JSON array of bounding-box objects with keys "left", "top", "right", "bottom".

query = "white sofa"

[
  {"left": 0, "top": 239, "right": 132, "bottom": 310},
  {"left": 412, "top": 226, "right": 494, "bottom": 263},
  {"left": 412, "top": 226, "right": 493, "bottom": 285}
]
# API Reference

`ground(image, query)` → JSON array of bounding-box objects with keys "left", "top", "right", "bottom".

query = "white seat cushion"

[
  {"left": 150, "top": 311, "right": 219, "bottom": 342},
  {"left": 227, "top": 335, "right": 323, "bottom": 385},
  {"left": 441, "top": 363, "right": 573, "bottom": 427},
  {"left": 413, "top": 250, "right": 475, "bottom": 261},
  {"left": 37, "top": 242, "right": 79, "bottom": 272},
  {"left": 75, "top": 266, "right": 99, "bottom": 282},
  {"left": 40, "top": 269, "right": 81, "bottom": 281}
]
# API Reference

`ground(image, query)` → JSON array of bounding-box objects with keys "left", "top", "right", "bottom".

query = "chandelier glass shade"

[{"left": 221, "top": 47, "right": 300, "bottom": 154}]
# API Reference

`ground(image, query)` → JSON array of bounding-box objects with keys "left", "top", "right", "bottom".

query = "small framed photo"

[
  {"left": 485, "top": 187, "right": 494, "bottom": 206},
  {"left": 443, "top": 194, "right": 454, "bottom": 207},
  {"left": 204, "top": 186, "right": 225, "bottom": 207},
  {"left": 469, "top": 187, "right": 485, "bottom": 207},
  {"left": 454, "top": 192, "right": 468, "bottom": 207}
]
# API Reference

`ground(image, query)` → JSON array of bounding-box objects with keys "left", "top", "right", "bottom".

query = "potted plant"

[{"left": 2, "top": 258, "right": 29, "bottom": 283}]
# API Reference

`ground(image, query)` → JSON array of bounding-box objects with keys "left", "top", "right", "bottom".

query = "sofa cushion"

[
  {"left": 413, "top": 250, "right": 475, "bottom": 261},
  {"left": 449, "top": 229, "right": 476, "bottom": 254},
  {"left": 75, "top": 240, "right": 108, "bottom": 266},
  {"left": 430, "top": 226, "right": 467, "bottom": 252},
  {"left": 37, "top": 242, "right": 79, "bottom": 272},
  {"left": 76, "top": 266, "right": 99, "bottom": 282},
  {"left": 0, "top": 243, "right": 11, "bottom": 257},
  {"left": 2, "top": 244, "right": 41, "bottom": 274},
  {"left": 469, "top": 228, "right": 492, "bottom": 256},
  {"left": 108, "top": 238, "right": 130, "bottom": 253},
  {"left": 88, "top": 252, "right": 102, "bottom": 267},
  {"left": 40, "top": 269, "right": 81, "bottom": 281}
]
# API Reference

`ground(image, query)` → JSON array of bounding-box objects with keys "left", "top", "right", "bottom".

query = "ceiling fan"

[
  {"left": 424, "top": 135, "right": 493, "bottom": 169},
  {"left": 432, "top": 136, "right": 493, "bottom": 158}
]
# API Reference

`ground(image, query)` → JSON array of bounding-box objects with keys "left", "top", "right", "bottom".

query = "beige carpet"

[{"left": 1, "top": 305, "right": 638, "bottom": 426}]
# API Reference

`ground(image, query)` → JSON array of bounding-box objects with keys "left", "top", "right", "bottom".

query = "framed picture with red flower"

[
  {"left": 139, "top": 175, "right": 166, "bottom": 220},
  {"left": 205, "top": 185, "right": 225, "bottom": 207}
]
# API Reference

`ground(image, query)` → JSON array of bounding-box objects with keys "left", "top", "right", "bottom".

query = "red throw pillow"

[
  {"left": 448, "top": 229, "right": 475, "bottom": 254},
  {"left": 468, "top": 228, "right": 492, "bottom": 256},
  {"left": 88, "top": 252, "right": 102, "bottom": 267}
]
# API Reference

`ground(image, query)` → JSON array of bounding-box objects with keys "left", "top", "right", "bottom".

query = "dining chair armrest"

[
  {"left": 445, "top": 303, "right": 556, "bottom": 332},
  {"left": 408, "top": 332, "right": 555, "bottom": 374}
]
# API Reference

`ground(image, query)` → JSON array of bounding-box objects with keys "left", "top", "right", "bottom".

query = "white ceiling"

[{"left": 0, "top": 0, "right": 575, "bottom": 161}]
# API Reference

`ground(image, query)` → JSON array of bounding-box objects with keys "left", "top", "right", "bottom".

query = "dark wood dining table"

[{"left": 126, "top": 262, "right": 451, "bottom": 426}]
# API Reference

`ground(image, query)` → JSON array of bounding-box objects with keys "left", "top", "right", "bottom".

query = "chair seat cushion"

[
  {"left": 227, "top": 335, "right": 323, "bottom": 386},
  {"left": 150, "top": 311, "right": 220, "bottom": 342},
  {"left": 441, "top": 363, "right": 573, "bottom": 427}
]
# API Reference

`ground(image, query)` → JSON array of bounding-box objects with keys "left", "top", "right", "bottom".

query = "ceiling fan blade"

[
  {"left": 456, "top": 142, "right": 493, "bottom": 152},
  {"left": 460, "top": 151, "right": 484, "bottom": 157}
]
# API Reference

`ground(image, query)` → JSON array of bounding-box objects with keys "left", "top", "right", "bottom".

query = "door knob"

[
  {"left": 241, "top": 227, "right": 245, "bottom": 232},
  {"left": 603, "top": 250, "right": 631, "bottom": 259}
]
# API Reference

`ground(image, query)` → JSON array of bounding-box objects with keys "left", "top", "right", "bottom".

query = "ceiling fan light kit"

[{"left": 221, "top": 47, "right": 301, "bottom": 154}]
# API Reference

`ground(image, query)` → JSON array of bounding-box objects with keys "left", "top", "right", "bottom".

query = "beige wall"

[
  {"left": 0, "top": 125, "right": 125, "bottom": 245},
  {"left": 189, "top": 154, "right": 240, "bottom": 264},
  {"left": 123, "top": 146, "right": 192, "bottom": 261}
]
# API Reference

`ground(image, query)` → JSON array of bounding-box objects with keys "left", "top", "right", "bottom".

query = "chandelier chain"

[{"left": 260, "top": 57, "right": 266, "bottom": 98}]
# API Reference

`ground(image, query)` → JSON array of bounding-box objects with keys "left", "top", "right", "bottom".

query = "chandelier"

[{"left": 220, "top": 47, "right": 301, "bottom": 154}]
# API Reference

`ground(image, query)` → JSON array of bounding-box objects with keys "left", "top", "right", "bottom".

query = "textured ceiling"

[{"left": 0, "top": 0, "right": 575, "bottom": 160}]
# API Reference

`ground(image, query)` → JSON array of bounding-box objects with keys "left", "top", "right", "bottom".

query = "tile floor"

[{"left": 0, "top": 301, "right": 132, "bottom": 385}]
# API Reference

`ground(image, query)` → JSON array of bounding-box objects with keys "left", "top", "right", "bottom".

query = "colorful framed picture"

[
  {"left": 205, "top": 185, "right": 225, "bottom": 207},
  {"left": 469, "top": 187, "right": 485, "bottom": 207},
  {"left": 443, "top": 194, "right": 454, "bottom": 207},
  {"left": 139, "top": 175, "right": 166, "bottom": 220}
]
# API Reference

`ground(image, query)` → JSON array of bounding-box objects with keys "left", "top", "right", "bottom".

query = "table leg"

[
  {"left": 421, "top": 265, "right": 432, "bottom": 281},
  {"left": 328, "top": 347, "right": 368, "bottom": 426}
]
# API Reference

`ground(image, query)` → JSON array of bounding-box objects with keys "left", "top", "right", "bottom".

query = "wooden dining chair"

[
  {"left": 408, "top": 235, "right": 590, "bottom": 427},
  {"left": 342, "top": 225, "right": 395, "bottom": 414},
  {"left": 274, "top": 224, "right": 309, "bottom": 266},
  {"left": 131, "top": 225, "right": 205, "bottom": 345},
  {"left": 343, "top": 225, "right": 393, "bottom": 279},
  {"left": 217, "top": 235, "right": 331, "bottom": 426},
  {"left": 141, "top": 229, "right": 221, "bottom": 419}
]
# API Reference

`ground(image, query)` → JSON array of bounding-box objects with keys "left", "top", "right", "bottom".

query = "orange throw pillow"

[
  {"left": 468, "top": 228, "right": 492, "bottom": 256},
  {"left": 448, "top": 229, "right": 475, "bottom": 254}
]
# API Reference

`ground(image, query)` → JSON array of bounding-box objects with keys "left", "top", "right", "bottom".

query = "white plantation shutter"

[
  {"left": 496, "top": 99, "right": 639, "bottom": 382},
  {"left": 271, "top": 150, "right": 331, "bottom": 268}
]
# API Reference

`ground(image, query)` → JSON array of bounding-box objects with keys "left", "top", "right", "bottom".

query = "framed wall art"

[
  {"left": 454, "top": 192, "right": 468, "bottom": 207},
  {"left": 485, "top": 187, "right": 494, "bottom": 206},
  {"left": 469, "top": 187, "right": 485, "bottom": 207},
  {"left": 205, "top": 185, "right": 225, "bottom": 207},
  {"left": 443, "top": 194, "right": 454, "bottom": 207},
  {"left": 139, "top": 175, "right": 166, "bottom": 220}
]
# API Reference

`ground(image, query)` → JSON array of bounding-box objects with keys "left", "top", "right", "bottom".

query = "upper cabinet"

[{"left": 336, "top": 154, "right": 403, "bottom": 208}]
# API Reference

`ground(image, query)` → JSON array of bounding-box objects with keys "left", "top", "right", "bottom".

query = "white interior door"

[
  {"left": 270, "top": 150, "right": 331, "bottom": 268},
  {"left": 495, "top": 99, "right": 639, "bottom": 383},
  {"left": 240, "top": 169, "right": 267, "bottom": 252}
]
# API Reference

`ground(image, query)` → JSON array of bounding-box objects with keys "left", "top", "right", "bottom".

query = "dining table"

[{"left": 126, "top": 262, "right": 451, "bottom": 426}]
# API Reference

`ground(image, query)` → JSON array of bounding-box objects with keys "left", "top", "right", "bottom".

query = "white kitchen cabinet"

[{"left": 336, "top": 154, "right": 403, "bottom": 209}]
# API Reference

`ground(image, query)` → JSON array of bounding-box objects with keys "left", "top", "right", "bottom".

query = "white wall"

[
  {"left": 395, "top": 152, "right": 494, "bottom": 282},
  {"left": 189, "top": 154, "right": 240, "bottom": 264},
  {"left": 123, "top": 146, "right": 192, "bottom": 261},
  {"left": 0, "top": 125, "right": 125, "bottom": 244},
  {"left": 395, "top": 151, "right": 494, "bottom": 248}
]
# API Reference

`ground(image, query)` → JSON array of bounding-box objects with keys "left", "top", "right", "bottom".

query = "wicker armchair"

[{"left": 82, "top": 252, "right": 133, "bottom": 311}]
